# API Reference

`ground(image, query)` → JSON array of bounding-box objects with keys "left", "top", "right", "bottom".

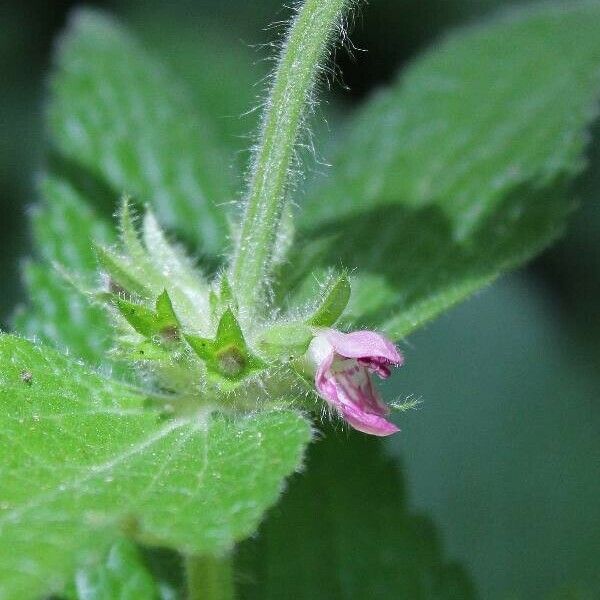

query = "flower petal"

[
  {"left": 329, "top": 357, "right": 389, "bottom": 414},
  {"left": 315, "top": 356, "right": 398, "bottom": 436},
  {"left": 323, "top": 329, "right": 403, "bottom": 366},
  {"left": 340, "top": 404, "right": 400, "bottom": 436},
  {"left": 309, "top": 329, "right": 402, "bottom": 437}
]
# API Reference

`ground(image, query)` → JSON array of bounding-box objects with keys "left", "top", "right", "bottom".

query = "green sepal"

[
  {"left": 118, "top": 196, "right": 146, "bottom": 262},
  {"left": 112, "top": 290, "right": 180, "bottom": 342},
  {"left": 220, "top": 277, "right": 236, "bottom": 308},
  {"left": 209, "top": 289, "right": 219, "bottom": 322},
  {"left": 113, "top": 297, "right": 156, "bottom": 337},
  {"left": 217, "top": 308, "right": 245, "bottom": 347},
  {"left": 259, "top": 323, "right": 313, "bottom": 358},
  {"left": 154, "top": 289, "right": 180, "bottom": 339},
  {"left": 307, "top": 273, "right": 351, "bottom": 327},
  {"left": 185, "top": 334, "right": 217, "bottom": 363},
  {"left": 95, "top": 245, "right": 149, "bottom": 297},
  {"left": 185, "top": 309, "right": 266, "bottom": 382},
  {"left": 208, "top": 277, "right": 238, "bottom": 326}
]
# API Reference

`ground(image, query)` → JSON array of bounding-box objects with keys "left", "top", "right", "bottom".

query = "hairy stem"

[
  {"left": 230, "top": 0, "right": 351, "bottom": 312},
  {"left": 185, "top": 554, "right": 236, "bottom": 600}
]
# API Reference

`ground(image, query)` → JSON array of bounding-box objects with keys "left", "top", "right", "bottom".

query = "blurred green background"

[{"left": 2, "top": 1, "right": 598, "bottom": 598}]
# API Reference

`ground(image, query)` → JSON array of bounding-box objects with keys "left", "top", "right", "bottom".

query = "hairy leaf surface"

[
  {"left": 0, "top": 336, "right": 310, "bottom": 599},
  {"left": 13, "top": 177, "right": 116, "bottom": 365},
  {"left": 296, "top": 2, "right": 600, "bottom": 338},
  {"left": 49, "top": 9, "right": 232, "bottom": 253}
]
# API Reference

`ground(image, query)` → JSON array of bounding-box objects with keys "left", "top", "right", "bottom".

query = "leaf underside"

[
  {"left": 292, "top": 1, "right": 600, "bottom": 339},
  {"left": 48, "top": 8, "right": 232, "bottom": 254}
]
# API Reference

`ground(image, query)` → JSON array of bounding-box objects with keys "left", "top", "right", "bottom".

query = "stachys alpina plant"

[{"left": 2, "top": 0, "right": 600, "bottom": 596}]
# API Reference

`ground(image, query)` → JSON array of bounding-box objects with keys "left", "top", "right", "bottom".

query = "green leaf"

[
  {"left": 68, "top": 539, "right": 160, "bottom": 600},
  {"left": 383, "top": 274, "right": 600, "bottom": 598},
  {"left": 237, "top": 430, "right": 475, "bottom": 599},
  {"left": 49, "top": 8, "right": 231, "bottom": 253},
  {"left": 297, "top": 2, "right": 600, "bottom": 339},
  {"left": 115, "top": 2, "right": 270, "bottom": 169},
  {"left": 0, "top": 335, "right": 311, "bottom": 599},
  {"left": 13, "top": 176, "right": 117, "bottom": 365}
]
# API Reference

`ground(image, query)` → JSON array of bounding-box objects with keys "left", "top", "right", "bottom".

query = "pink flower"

[{"left": 308, "top": 329, "right": 403, "bottom": 436}]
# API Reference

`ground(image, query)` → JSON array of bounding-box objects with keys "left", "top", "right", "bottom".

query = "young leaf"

[
  {"left": 0, "top": 335, "right": 311, "bottom": 599},
  {"left": 296, "top": 2, "right": 600, "bottom": 339},
  {"left": 49, "top": 8, "right": 231, "bottom": 253},
  {"left": 237, "top": 430, "right": 475, "bottom": 599}
]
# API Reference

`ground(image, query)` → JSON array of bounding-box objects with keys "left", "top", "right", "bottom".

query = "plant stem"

[
  {"left": 185, "top": 554, "right": 236, "bottom": 600},
  {"left": 230, "top": 0, "right": 351, "bottom": 312}
]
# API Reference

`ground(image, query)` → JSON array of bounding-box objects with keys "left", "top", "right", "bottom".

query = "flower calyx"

[
  {"left": 112, "top": 289, "right": 180, "bottom": 344},
  {"left": 185, "top": 309, "right": 265, "bottom": 384}
]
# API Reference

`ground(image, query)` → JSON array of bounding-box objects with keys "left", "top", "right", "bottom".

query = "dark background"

[{"left": 2, "top": 1, "right": 599, "bottom": 598}]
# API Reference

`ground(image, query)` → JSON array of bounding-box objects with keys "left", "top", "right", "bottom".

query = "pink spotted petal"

[
  {"left": 323, "top": 329, "right": 403, "bottom": 366},
  {"left": 328, "top": 357, "right": 389, "bottom": 415},
  {"left": 357, "top": 357, "right": 392, "bottom": 379},
  {"left": 315, "top": 354, "right": 398, "bottom": 437}
]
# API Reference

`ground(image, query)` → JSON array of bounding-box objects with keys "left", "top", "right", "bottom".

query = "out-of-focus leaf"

[
  {"left": 48, "top": 8, "right": 232, "bottom": 253},
  {"left": 13, "top": 176, "right": 116, "bottom": 366},
  {"left": 384, "top": 274, "right": 600, "bottom": 598},
  {"left": 237, "top": 430, "right": 474, "bottom": 599},
  {"left": 67, "top": 539, "right": 160, "bottom": 600},
  {"left": 128, "top": 13, "right": 267, "bottom": 161},
  {"left": 0, "top": 335, "right": 311, "bottom": 599},
  {"left": 294, "top": 2, "right": 600, "bottom": 339}
]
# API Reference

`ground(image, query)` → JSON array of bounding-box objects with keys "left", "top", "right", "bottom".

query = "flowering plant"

[{"left": 1, "top": 0, "right": 600, "bottom": 597}]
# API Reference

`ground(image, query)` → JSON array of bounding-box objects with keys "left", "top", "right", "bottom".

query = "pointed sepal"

[
  {"left": 118, "top": 196, "right": 146, "bottom": 263},
  {"left": 112, "top": 290, "right": 180, "bottom": 343},
  {"left": 95, "top": 245, "right": 150, "bottom": 297},
  {"left": 307, "top": 273, "right": 351, "bottom": 327},
  {"left": 185, "top": 309, "right": 265, "bottom": 382}
]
